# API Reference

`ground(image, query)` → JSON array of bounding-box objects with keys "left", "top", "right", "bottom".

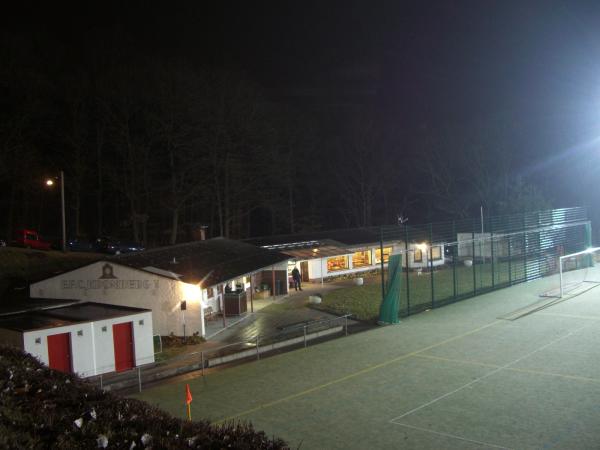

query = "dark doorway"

[
  {"left": 300, "top": 261, "right": 309, "bottom": 282},
  {"left": 113, "top": 322, "right": 135, "bottom": 372},
  {"left": 47, "top": 332, "right": 72, "bottom": 373}
]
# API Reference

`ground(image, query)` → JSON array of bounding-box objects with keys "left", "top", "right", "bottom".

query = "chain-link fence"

[{"left": 380, "top": 207, "right": 591, "bottom": 317}]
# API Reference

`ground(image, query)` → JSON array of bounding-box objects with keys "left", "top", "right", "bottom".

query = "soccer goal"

[{"left": 557, "top": 247, "right": 600, "bottom": 297}]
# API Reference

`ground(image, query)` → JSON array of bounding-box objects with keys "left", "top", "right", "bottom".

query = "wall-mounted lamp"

[
  {"left": 35, "top": 337, "right": 41, "bottom": 344},
  {"left": 138, "top": 319, "right": 144, "bottom": 326},
  {"left": 77, "top": 330, "right": 83, "bottom": 336},
  {"left": 101, "top": 326, "right": 107, "bottom": 332}
]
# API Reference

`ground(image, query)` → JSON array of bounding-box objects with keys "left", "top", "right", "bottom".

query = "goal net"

[{"left": 556, "top": 247, "right": 600, "bottom": 297}]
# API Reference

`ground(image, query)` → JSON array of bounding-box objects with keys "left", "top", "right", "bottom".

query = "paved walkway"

[{"left": 204, "top": 280, "right": 356, "bottom": 344}]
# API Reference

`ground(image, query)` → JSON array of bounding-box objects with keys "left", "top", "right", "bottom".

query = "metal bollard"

[
  {"left": 99, "top": 374, "right": 103, "bottom": 390},
  {"left": 303, "top": 325, "right": 307, "bottom": 348},
  {"left": 345, "top": 315, "right": 348, "bottom": 336},
  {"left": 201, "top": 351, "right": 205, "bottom": 377},
  {"left": 256, "top": 335, "right": 260, "bottom": 360},
  {"left": 138, "top": 367, "right": 142, "bottom": 393}
]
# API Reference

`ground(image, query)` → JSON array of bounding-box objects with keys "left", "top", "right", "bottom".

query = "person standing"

[{"left": 291, "top": 267, "right": 302, "bottom": 291}]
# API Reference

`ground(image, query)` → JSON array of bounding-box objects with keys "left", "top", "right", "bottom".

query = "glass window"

[
  {"left": 431, "top": 246, "right": 442, "bottom": 260},
  {"left": 327, "top": 256, "right": 349, "bottom": 272},
  {"left": 375, "top": 247, "right": 392, "bottom": 264},
  {"left": 414, "top": 249, "right": 423, "bottom": 263},
  {"left": 352, "top": 250, "right": 372, "bottom": 268}
]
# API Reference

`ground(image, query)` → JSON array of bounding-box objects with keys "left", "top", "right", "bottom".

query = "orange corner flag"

[
  {"left": 185, "top": 384, "right": 193, "bottom": 421},
  {"left": 186, "top": 384, "right": 193, "bottom": 405}
]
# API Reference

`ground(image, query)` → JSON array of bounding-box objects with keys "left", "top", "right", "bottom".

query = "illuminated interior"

[
  {"left": 375, "top": 247, "right": 392, "bottom": 263},
  {"left": 352, "top": 250, "right": 372, "bottom": 268},
  {"left": 327, "top": 255, "right": 349, "bottom": 272}
]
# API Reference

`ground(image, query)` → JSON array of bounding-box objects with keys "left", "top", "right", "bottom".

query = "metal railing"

[{"left": 91, "top": 314, "right": 353, "bottom": 393}]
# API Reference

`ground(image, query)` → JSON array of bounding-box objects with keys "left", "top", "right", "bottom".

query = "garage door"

[
  {"left": 47, "top": 332, "right": 72, "bottom": 373},
  {"left": 113, "top": 322, "right": 135, "bottom": 372}
]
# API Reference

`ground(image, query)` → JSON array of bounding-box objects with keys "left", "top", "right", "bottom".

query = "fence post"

[
  {"left": 472, "top": 222, "right": 477, "bottom": 295},
  {"left": 344, "top": 315, "right": 348, "bottom": 336},
  {"left": 508, "top": 234, "right": 512, "bottom": 285},
  {"left": 429, "top": 223, "right": 434, "bottom": 308},
  {"left": 201, "top": 351, "right": 205, "bottom": 377},
  {"left": 303, "top": 325, "right": 307, "bottom": 348},
  {"left": 256, "top": 335, "right": 260, "bottom": 360},
  {"left": 404, "top": 225, "right": 410, "bottom": 316},
  {"left": 490, "top": 216, "right": 495, "bottom": 288},
  {"left": 137, "top": 367, "right": 142, "bottom": 393},
  {"left": 523, "top": 214, "right": 528, "bottom": 281},
  {"left": 100, "top": 374, "right": 103, "bottom": 391},
  {"left": 452, "top": 221, "right": 457, "bottom": 300},
  {"left": 380, "top": 227, "right": 386, "bottom": 303}
]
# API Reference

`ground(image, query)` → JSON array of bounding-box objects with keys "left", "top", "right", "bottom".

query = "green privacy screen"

[{"left": 378, "top": 254, "right": 401, "bottom": 324}]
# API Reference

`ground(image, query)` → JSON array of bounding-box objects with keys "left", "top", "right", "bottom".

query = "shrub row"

[{"left": 0, "top": 346, "right": 288, "bottom": 449}]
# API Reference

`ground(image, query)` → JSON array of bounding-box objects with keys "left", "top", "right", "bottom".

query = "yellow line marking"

[
  {"left": 212, "top": 320, "right": 502, "bottom": 425},
  {"left": 537, "top": 312, "right": 600, "bottom": 321},
  {"left": 414, "top": 354, "right": 600, "bottom": 385}
]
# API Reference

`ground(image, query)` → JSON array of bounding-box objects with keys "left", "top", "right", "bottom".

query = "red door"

[
  {"left": 47, "top": 332, "right": 72, "bottom": 373},
  {"left": 113, "top": 322, "right": 135, "bottom": 372}
]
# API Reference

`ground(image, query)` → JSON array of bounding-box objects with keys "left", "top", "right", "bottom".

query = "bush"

[
  {"left": 0, "top": 346, "right": 288, "bottom": 449},
  {"left": 162, "top": 332, "right": 205, "bottom": 347}
]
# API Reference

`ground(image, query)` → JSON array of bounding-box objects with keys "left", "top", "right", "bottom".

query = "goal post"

[{"left": 559, "top": 247, "right": 600, "bottom": 298}]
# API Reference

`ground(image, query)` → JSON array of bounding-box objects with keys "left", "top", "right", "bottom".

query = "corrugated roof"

[
  {"left": 261, "top": 239, "right": 352, "bottom": 259},
  {"left": 245, "top": 227, "right": 385, "bottom": 247},
  {"left": 113, "top": 238, "right": 290, "bottom": 285}
]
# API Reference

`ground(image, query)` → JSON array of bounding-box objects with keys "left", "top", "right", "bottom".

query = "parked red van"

[{"left": 13, "top": 229, "right": 52, "bottom": 250}]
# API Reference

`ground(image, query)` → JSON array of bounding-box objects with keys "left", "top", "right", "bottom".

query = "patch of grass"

[
  {"left": 313, "top": 260, "right": 529, "bottom": 321},
  {"left": 312, "top": 284, "right": 381, "bottom": 322}
]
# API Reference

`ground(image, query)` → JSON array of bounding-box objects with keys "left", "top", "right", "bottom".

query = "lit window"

[
  {"left": 431, "top": 246, "right": 442, "bottom": 261},
  {"left": 414, "top": 249, "right": 423, "bottom": 263},
  {"left": 375, "top": 247, "right": 392, "bottom": 264},
  {"left": 327, "top": 256, "right": 349, "bottom": 272},
  {"left": 352, "top": 251, "right": 372, "bottom": 268}
]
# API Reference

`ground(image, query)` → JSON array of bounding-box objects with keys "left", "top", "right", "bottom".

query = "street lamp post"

[{"left": 46, "top": 170, "right": 66, "bottom": 252}]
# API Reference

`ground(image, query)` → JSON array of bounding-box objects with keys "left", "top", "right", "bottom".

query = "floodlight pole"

[{"left": 60, "top": 170, "right": 66, "bottom": 252}]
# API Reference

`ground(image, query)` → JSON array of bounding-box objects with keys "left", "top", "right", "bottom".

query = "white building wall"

[
  {"left": 301, "top": 242, "right": 447, "bottom": 280},
  {"left": 29, "top": 261, "right": 204, "bottom": 337},
  {"left": 92, "top": 311, "right": 154, "bottom": 375},
  {"left": 24, "top": 322, "right": 95, "bottom": 378},
  {"left": 21, "top": 310, "right": 154, "bottom": 378}
]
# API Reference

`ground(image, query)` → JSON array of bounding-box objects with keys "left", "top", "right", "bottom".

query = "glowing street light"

[{"left": 45, "top": 170, "right": 66, "bottom": 252}]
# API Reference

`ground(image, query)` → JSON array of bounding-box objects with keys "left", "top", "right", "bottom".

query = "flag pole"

[{"left": 187, "top": 403, "right": 192, "bottom": 421}]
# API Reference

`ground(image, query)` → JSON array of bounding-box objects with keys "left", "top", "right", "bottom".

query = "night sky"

[{"left": 3, "top": 1, "right": 600, "bottom": 240}]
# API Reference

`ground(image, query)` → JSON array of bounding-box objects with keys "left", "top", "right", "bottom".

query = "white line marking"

[
  {"left": 392, "top": 422, "right": 512, "bottom": 449},
  {"left": 389, "top": 323, "right": 591, "bottom": 423}
]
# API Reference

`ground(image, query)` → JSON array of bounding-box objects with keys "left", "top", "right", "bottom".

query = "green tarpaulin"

[{"left": 378, "top": 254, "right": 401, "bottom": 324}]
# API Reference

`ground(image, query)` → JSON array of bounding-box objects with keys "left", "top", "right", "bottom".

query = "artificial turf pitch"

[{"left": 133, "top": 273, "right": 600, "bottom": 449}]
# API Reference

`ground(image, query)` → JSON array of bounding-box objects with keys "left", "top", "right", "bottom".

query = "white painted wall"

[
  {"left": 24, "top": 322, "right": 94, "bottom": 378},
  {"left": 92, "top": 311, "right": 155, "bottom": 375},
  {"left": 21, "top": 310, "right": 154, "bottom": 378},
  {"left": 300, "top": 243, "right": 446, "bottom": 280},
  {"left": 403, "top": 244, "right": 445, "bottom": 269},
  {"left": 29, "top": 261, "right": 204, "bottom": 337}
]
